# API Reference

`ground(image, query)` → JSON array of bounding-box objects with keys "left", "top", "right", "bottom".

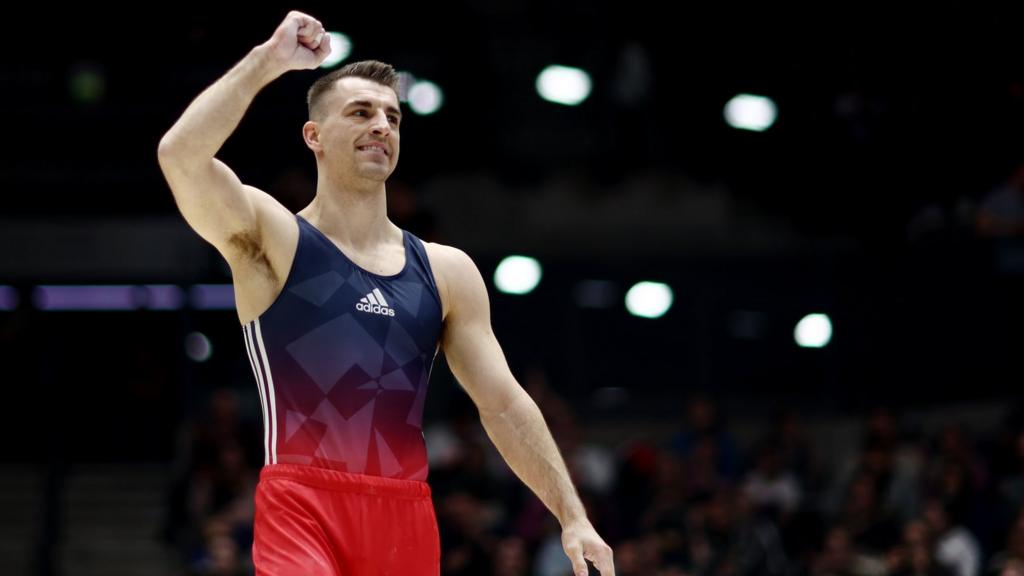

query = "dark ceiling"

[{"left": 2, "top": 2, "right": 1022, "bottom": 246}]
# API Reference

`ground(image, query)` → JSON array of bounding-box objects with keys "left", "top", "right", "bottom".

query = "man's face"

[{"left": 317, "top": 76, "right": 401, "bottom": 181}]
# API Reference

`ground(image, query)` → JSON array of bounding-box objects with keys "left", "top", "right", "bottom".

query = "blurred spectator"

[
  {"left": 615, "top": 534, "right": 664, "bottom": 576},
  {"left": 924, "top": 424, "right": 988, "bottom": 535},
  {"left": 166, "top": 387, "right": 260, "bottom": 557},
  {"left": 923, "top": 499, "right": 982, "bottom": 576},
  {"left": 812, "top": 526, "right": 858, "bottom": 576},
  {"left": 188, "top": 443, "right": 256, "bottom": 529},
  {"left": 743, "top": 442, "right": 802, "bottom": 519},
  {"left": 534, "top": 528, "right": 576, "bottom": 576},
  {"left": 637, "top": 448, "right": 687, "bottom": 558},
  {"left": 885, "top": 518, "right": 955, "bottom": 576},
  {"left": 437, "top": 489, "right": 496, "bottom": 575},
  {"left": 995, "top": 429, "right": 1024, "bottom": 534},
  {"left": 493, "top": 535, "right": 530, "bottom": 576},
  {"left": 825, "top": 407, "right": 923, "bottom": 525},
  {"left": 669, "top": 394, "right": 742, "bottom": 491},
  {"left": 769, "top": 410, "right": 823, "bottom": 497},
  {"left": 613, "top": 441, "right": 660, "bottom": 539},
  {"left": 836, "top": 470, "right": 902, "bottom": 554},
  {"left": 1000, "top": 560, "right": 1024, "bottom": 576},
  {"left": 191, "top": 388, "right": 263, "bottom": 474},
  {"left": 988, "top": 511, "right": 1024, "bottom": 576},
  {"left": 187, "top": 516, "right": 250, "bottom": 576}
]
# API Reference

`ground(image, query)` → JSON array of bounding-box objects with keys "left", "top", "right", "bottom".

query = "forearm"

[
  {"left": 159, "top": 44, "right": 284, "bottom": 162},
  {"left": 479, "top": 390, "right": 589, "bottom": 528}
]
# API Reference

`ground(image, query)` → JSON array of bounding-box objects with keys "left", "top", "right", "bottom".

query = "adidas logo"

[{"left": 356, "top": 288, "right": 396, "bottom": 317}]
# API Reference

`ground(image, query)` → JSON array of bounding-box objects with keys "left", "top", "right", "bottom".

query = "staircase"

[{"left": 56, "top": 464, "right": 181, "bottom": 576}]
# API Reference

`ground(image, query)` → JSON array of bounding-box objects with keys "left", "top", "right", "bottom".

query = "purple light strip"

[
  {"left": 143, "top": 285, "right": 184, "bottom": 310},
  {"left": 0, "top": 286, "right": 19, "bottom": 311},
  {"left": 189, "top": 284, "right": 236, "bottom": 310},
  {"left": 34, "top": 285, "right": 138, "bottom": 311}
]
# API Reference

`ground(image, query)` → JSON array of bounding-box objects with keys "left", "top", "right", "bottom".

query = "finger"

[
  {"left": 297, "top": 29, "right": 323, "bottom": 53},
  {"left": 296, "top": 21, "right": 319, "bottom": 42},
  {"left": 592, "top": 554, "right": 615, "bottom": 575},
  {"left": 289, "top": 12, "right": 313, "bottom": 33},
  {"left": 301, "top": 21, "right": 327, "bottom": 50},
  {"left": 585, "top": 545, "right": 615, "bottom": 576},
  {"left": 566, "top": 545, "right": 588, "bottom": 576},
  {"left": 287, "top": 10, "right": 316, "bottom": 22},
  {"left": 314, "top": 33, "right": 332, "bottom": 59}
]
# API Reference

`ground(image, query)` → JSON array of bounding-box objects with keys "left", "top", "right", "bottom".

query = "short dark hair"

[{"left": 307, "top": 60, "right": 400, "bottom": 120}]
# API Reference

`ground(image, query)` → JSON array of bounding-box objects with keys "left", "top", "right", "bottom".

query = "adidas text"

[{"left": 356, "top": 302, "right": 396, "bottom": 316}]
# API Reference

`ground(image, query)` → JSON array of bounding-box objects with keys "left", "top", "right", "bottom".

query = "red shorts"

[{"left": 252, "top": 464, "right": 440, "bottom": 575}]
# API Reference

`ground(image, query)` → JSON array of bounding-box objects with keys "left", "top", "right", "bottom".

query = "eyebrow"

[{"left": 347, "top": 100, "right": 403, "bottom": 119}]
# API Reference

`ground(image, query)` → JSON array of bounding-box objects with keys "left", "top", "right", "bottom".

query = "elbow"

[
  {"left": 157, "top": 134, "right": 182, "bottom": 169},
  {"left": 479, "top": 385, "right": 533, "bottom": 421},
  {"left": 157, "top": 133, "right": 208, "bottom": 177}
]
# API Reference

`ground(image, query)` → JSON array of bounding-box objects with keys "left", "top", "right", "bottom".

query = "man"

[{"left": 157, "top": 10, "right": 614, "bottom": 576}]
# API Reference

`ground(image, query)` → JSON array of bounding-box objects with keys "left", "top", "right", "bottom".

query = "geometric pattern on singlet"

[{"left": 242, "top": 214, "right": 443, "bottom": 481}]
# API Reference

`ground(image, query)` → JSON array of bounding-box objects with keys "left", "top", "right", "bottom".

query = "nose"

[{"left": 369, "top": 110, "right": 391, "bottom": 135}]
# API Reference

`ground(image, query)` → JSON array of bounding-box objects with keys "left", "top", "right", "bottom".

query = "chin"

[{"left": 356, "top": 165, "right": 393, "bottom": 182}]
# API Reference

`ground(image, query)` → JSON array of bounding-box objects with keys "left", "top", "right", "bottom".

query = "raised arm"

[
  {"left": 156, "top": 11, "right": 330, "bottom": 258},
  {"left": 435, "top": 245, "right": 615, "bottom": 576}
]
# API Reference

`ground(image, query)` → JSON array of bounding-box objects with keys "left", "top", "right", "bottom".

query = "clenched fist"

[{"left": 261, "top": 11, "right": 332, "bottom": 73}]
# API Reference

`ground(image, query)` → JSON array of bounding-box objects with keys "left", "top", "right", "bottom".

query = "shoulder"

[
  {"left": 421, "top": 242, "right": 487, "bottom": 321},
  {"left": 422, "top": 241, "right": 476, "bottom": 274}
]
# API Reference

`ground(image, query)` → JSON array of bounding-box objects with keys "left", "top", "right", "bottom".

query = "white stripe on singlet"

[
  {"left": 253, "top": 319, "right": 279, "bottom": 464},
  {"left": 243, "top": 324, "right": 271, "bottom": 465}
]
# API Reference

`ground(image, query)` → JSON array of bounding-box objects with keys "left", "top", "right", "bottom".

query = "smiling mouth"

[{"left": 357, "top": 145, "right": 389, "bottom": 157}]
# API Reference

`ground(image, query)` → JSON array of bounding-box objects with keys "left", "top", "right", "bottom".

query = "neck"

[{"left": 299, "top": 172, "right": 397, "bottom": 249}]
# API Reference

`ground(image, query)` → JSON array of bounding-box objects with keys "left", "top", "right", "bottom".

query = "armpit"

[{"left": 228, "top": 230, "right": 278, "bottom": 283}]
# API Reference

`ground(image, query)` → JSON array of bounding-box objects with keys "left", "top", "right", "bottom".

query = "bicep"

[
  {"left": 158, "top": 152, "right": 279, "bottom": 262},
  {"left": 440, "top": 250, "right": 523, "bottom": 416}
]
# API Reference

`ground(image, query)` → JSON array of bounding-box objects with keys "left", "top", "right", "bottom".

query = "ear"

[{"left": 302, "top": 121, "right": 321, "bottom": 152}]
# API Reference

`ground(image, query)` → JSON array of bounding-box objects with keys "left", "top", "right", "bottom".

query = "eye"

[
  {"left": 353, "top": 109, "right": 367, "bottom": 117},
  {"left": 388, "top": 116, "right": 399, "bottom": 125}
]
